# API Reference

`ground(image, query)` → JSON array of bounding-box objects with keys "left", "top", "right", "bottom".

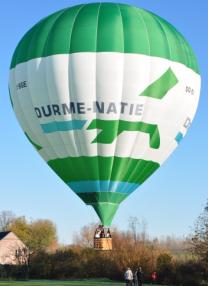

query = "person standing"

[
  {"left": 151, "top": 271, "right": 157, "bottom": 284},
  {"left": 134, "top": 268, "right": 138, "bottom": 286},
  {"left": 136, "top": 266, "right": 143, "bottom": 286},
  {"left": 124, "top": 267, "right": 134, "bottom": 286},
  {"left": 106, "top": 228, "right": 111, "bottom": 238}
]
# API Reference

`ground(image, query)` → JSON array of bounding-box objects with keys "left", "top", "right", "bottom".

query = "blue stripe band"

[
  {"left": 67, "top": 180, "right": 140, "bottom": 194},
  {"left": 41, "top": 120, "right": 87, "bottom": 133},
  {"left": 175, "top": 132, "right": 184, "bottom": 144}
]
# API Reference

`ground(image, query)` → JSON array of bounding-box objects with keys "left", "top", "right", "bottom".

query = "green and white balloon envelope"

[{"left": 9, "top": 3, "right": 201, "bottom": 226}]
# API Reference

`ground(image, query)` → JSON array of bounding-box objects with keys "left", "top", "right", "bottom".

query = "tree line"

[{"left": 0, "top": 201, "right": 208, "bottom": 285}]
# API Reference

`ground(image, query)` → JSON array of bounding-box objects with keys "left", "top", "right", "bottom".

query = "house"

[{"left": 0, "top": 231, "right": 29, "bottom": 265}]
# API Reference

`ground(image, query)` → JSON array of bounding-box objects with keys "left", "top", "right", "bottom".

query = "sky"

[{"left": 1, "top": 0, "right": 208, "bottom": 244}]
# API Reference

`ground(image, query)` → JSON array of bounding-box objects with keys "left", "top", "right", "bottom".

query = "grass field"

[
  {"left": 0, "top": 281, "right": 122, "bottom": 286},
  {"left": 0, "top": 280, "right": 162, "bottom": 286}
]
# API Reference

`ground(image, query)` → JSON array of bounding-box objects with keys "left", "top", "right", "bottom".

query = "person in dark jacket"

[{"left": 136, "top": 266, "right": 143, "bottom": 286}]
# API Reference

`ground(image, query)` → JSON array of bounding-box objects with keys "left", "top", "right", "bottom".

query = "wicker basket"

[{"left": 94, "top": 237, "right": 112, "bottom": 250}]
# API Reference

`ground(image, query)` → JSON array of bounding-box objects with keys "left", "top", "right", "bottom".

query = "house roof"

[{"left": 0, "top": 231, "right": 11, "bottom": 240}]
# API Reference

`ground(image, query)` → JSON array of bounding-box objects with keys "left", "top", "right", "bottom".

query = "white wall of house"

[{"left": 0, "top": 232, "right": 28, "bottom": 265}]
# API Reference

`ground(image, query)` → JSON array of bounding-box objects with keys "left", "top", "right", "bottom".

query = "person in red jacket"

[{"left": 151, "top": 271, "right": 157, "bottom": 284}]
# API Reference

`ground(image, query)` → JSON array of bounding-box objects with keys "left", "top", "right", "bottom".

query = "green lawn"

[
  {"left": 0, "top": 281, "right": 122, "bottom": 286},
  {"left": 0, "top": 280, "right": 162, "bottom": 286}
]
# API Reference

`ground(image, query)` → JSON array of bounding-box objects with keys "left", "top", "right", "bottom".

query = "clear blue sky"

[{"left": 1, "top": 0, "right": 208, "bottom": 244}]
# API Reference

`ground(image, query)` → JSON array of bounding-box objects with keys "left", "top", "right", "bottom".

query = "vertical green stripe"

[
  {"left": 138, "top": 9, "right": 170, "bottom": 58},
  {"left": 119, "top": 5, "right": 149, "bottom": 54},
  {"left": 28, "top": 10, "right": 68, "bottom": 59},
  {"left": 43, "top": 5, "right": 83, "bottom": 55},
  {"left": 15, "top": 10, "right": 65, "bottom": 66},
  {"left": 70, "top": 4, "right": 99, "bottom": 53},
  {"left": 13, "top": 21, "right": 43, "bottom": 67},
  {"left": 97, "top": 3, "right": 124, "bottom": 52}
]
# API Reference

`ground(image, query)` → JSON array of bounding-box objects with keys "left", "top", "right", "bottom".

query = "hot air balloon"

[{"left": 9, "top": 3, "right": 200, "bottom": 250}]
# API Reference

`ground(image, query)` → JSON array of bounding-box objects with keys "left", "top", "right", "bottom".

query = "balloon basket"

[
  {"left": 94, "top": 226, "right": 112, "bottom": 250},
  {"left": 94, "top": 237, "right": 112, "bottom": 251}
]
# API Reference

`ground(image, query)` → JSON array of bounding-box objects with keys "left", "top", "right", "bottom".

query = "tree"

[
  {"left": 30, "top": 219, "right": 57, "bottom": 252},
  {"left": 8, "top": 217, "right": 31, "bottom": 245},
  {"left": 0, "top": 210, "right": 15, "bottom": 231},
  {"left": 191, "top": 200, "right": 208, "bottom": 266},
  {"left": 128, "top": 216, "right": 147, "bottom": 243},
  {"left": 128, "top": 216, "right": 139, "bottom": 243},
  {"left": 73, "top": 223, "right": 96, "bottom": 248},
  {"left": 129, "top": 216, "right": 147, "bottom": 243},
  {"left": 156, "top": 253, "right": 174, "bottom": 284},
  {"left": 9, "top": 217, "right": 57, "bottom": 253}
]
